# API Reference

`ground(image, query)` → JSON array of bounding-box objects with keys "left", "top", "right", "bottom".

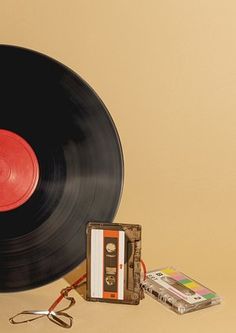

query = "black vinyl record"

[{"left": 0, "top": 45, "right": 123, "bottom": 292}]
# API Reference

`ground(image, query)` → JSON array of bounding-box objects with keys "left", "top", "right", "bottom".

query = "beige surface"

[{"left": 0, "top": 0, "right": 236, "bottom": 331}]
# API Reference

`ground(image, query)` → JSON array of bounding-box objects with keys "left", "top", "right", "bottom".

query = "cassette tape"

[
  {"left": 141, "top": 267, "right": 221, "bottom": 314},
  {"left": 86, "top": 222, "right": 142, "bottom": 305}
]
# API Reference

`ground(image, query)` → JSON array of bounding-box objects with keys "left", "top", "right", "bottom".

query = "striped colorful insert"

[{"left": 160, "top": 267, "right": 217, "bottom": 300}]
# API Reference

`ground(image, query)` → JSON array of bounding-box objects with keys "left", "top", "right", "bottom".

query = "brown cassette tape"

[{"left": 86, "top": 222, "right": 142, "bottom": 305}]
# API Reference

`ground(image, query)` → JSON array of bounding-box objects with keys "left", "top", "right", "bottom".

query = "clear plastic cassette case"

[{"left": 141, "top": 267, "right": 221, "bottom": 314}]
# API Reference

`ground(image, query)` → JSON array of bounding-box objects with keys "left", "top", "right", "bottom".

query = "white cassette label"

[
  {"left": 91, "top": 229, "right": 103, "bottom": 298},
  {"left": 90, "top": 229, "right": 125, "bottom": 300},
  {"left": 118, "top": 231, "right": 125, "bottom": 300}
]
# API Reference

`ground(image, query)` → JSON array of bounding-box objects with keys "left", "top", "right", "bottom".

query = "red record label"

[{"left": 0, "top": 129, "right": 39, "bottom": 212}]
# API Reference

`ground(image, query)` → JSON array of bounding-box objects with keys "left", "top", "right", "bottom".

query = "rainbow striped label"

[{"left": 147, "top": 267, "right": 218, "bottom": 304}]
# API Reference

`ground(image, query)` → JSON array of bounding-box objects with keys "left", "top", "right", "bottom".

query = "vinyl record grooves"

[{"left": 0, "top": 45, "right": 123, "bottom": 292}]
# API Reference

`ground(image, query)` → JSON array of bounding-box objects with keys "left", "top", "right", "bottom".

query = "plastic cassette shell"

[
  {"left": 86, "top": 222, "right": 142, "bottom": 305},
  {"left": 141, "top": 267, "right": 221, "bottom": 314}
]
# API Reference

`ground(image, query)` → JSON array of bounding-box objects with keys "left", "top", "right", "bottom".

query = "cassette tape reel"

[{"left": 86, "top": 222, "right": 142, "bottom": 305}]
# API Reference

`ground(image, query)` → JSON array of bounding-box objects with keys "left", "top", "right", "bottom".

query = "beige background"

[{"left": 0, "top": 0, "right": 236, "bottom": 332}]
